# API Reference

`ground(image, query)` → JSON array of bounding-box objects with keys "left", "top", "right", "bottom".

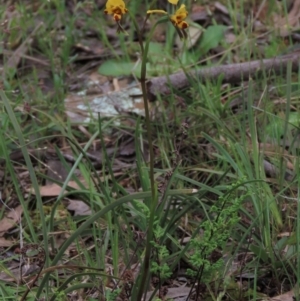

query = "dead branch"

[{"left": 146, "top": 52, "right": 300, "bottom": 101}]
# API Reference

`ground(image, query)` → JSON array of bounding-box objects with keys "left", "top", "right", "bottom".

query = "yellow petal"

[
  {"left": 105, "top": 0, "right": 127, "bottom": 15},
  {"left": 170, "top": 15, "right": 177, "bottom": 24},
  {"left": 147, "top": 9, "right": 168, "bottom": 14},
  {"left": 106, "top": 0, "right": 126, "bottom": 8},
  {"left": 168, "top": 0, "right": 179, "bottom": 4},
  {"left": 170, "top": 4, "right": 188, "bottom": 26},
  {"left": 176, "top": 4, "right": 188, "bottom": 18}
]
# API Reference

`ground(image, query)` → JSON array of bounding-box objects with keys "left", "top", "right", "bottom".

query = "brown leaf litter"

[{"left": 0, "top": 205, "right": 23, "bottom": 237}]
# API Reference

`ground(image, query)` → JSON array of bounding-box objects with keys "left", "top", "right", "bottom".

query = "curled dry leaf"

[{"left": 0, "top": 205, "right": 23, "bottom": 237}]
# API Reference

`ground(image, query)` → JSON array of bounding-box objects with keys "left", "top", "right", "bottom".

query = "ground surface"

[{"left": 1, "top": 0, "right": 300, "bottom": 300}]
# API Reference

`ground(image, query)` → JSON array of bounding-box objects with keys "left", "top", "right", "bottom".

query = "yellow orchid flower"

[
  {"left": 168, "top": 0, "right": 179, "bottom": 4},
  {"left": 170, "top": 4, "right": 189, "bottom": 29},
  {"left": 147, "top": 1, "right": 189, "bottom": 36},
  {"left": 104, "top": 0, "right": 128, "bottom": 21}
]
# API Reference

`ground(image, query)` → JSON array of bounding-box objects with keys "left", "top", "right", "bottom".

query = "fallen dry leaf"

[
  {"left": 5, "top": 22, "right": 43, "bottom": 72},
  {"left": 0, "top": 262, "right": 20, "bottom": 283},
  {"left": 46, "top": 160, "right": 73, "bottom": 184},
  {"left": 146, "top": 285, "right": 192, "bottom": 301},
  {"left": 30, "top": 181, "right": 83, "bottom": 197},
  {"left": 67, "top": 199, "right": 92, "bottom": 216},
  {"left": 0, "top": 205, "right": 23, "bottom": 237},
  {"left": 0, "top": 237, "right": 14, "bottom": 247},
  {"left": 273, "top": 0, "right": 300, "bottom": 36},
  {"left": 270, "top": 289, "right": 295, "bottom": 301},
  {"left": 28, "top": 172, "right": 123, "bottom": 197}
]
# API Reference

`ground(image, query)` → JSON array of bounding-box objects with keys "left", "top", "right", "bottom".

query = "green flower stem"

[
  {"left": 129, "top": 11, "right": 145, "bottom": 55},
  {"left": 130, "top": 15, "right": 169, "bottom": 301}
]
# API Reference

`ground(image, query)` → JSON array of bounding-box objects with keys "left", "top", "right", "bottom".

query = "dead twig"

[{"left": 147, "top": 52, "right": 300, "bottom": 101}]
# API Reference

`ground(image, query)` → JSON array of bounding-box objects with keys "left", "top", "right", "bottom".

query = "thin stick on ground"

[{"left": 147, "top": 51, "right": 300, "bottom": 101}]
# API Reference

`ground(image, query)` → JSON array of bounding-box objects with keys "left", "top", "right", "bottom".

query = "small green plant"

[
  {"left": 151, "top": 222, "right": 172, "bottom": 280},
  {"left": 53, "top": 290, "right": 67, "bottom": 301},
  {"left": 187, "top": 179, "right": 247, "bottom": 289},
  {"left": 106, "top": 288, "right": 122, "bottom": 301}
]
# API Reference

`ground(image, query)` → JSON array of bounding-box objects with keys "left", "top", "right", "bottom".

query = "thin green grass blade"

[
  {"left": 0, "top": 130, "right": 37, "bottom": 241},
  {"left": 1, "top": 91, "right": 49, "bottom": 262}
]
